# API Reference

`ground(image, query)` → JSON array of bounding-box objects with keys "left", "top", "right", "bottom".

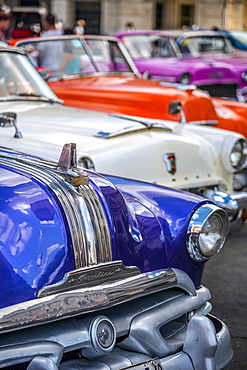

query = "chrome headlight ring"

[
  {"left": 221, "top": 136, "right": 247, "bottom": 173},
  {"left": 178, "top": 72, "right": 191, "bottom": 85},
  {"left": 241, "top": 70, "right": 247, "bottom": 82},
  {"left": 187, "top": 204, "right": 229, "bottom": 262}
]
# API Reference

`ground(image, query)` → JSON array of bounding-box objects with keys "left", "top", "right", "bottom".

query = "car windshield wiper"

[{"left": 1, "top": 92, "right": 61, "bottom": 104}]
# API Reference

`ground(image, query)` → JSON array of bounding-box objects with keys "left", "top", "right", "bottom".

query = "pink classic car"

[{"left": 115, "top": 29, "right": 247, "bottom": 100}]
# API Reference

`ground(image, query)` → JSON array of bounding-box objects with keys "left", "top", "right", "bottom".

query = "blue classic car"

[{"left": 0, "top": 143, "right": 232, "bottom": 369}]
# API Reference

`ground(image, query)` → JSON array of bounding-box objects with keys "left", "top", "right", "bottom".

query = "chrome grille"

[
  {"left": 78, "top": 184, "right": 112, "bottom": 265},
  {"left": 198, "top": 83, "right": 238, "bottom": 98}
]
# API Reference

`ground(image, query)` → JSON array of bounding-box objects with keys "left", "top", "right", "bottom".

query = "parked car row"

[{"left": 1, "top": 26, "right": 247, "bottom": 369}]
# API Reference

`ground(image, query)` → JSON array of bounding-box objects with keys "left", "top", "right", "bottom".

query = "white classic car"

[{"left": 1, "top": 45, "right": 247, "bottom": 229}]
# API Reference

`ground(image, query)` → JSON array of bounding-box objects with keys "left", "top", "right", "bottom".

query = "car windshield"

[
  {"left": 121, "top": 34, "right": 177, "bottom": 59},
  {"left": 177, "top": 35, "right": 234, "bottom": 56},
  {"left": 85, "top": 39, "right": 133, "bottom": 73},
  {"left": 0, "top": 51, "right": 59, "bottom": 101},
  {"left": 18, "top": 38, "right": 98, "bottom": 80}
]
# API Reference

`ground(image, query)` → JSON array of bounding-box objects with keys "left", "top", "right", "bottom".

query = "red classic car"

[{"left": 10, "top": 35, "right": 247, "bottom": 138}]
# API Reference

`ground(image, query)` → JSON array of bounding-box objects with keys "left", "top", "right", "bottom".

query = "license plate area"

[{"left": 121, "top": 358, "right": 162, "bottom": 370}]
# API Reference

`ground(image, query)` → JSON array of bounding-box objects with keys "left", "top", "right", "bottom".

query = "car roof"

[
  {"left": 84, "top": 35, "right": 120, "bottom": 42},
  {"left": 116, "top": 29, "right": 226, "bottom": 39}
]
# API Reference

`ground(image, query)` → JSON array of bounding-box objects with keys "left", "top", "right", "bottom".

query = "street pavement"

[{"left": 202, "top": 223, "right": 247, "bottom": 369}]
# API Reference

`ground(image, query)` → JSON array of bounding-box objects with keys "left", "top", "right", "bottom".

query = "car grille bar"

[{"left": 198, "top": 83, "right": 238, "bottom": 98}]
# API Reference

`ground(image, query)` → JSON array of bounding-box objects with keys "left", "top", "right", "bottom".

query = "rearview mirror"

[{"left": 0, "top": 112, "right": 22, "bottom": 138}]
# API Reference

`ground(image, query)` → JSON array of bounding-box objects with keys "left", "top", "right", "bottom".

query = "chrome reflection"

[
  {"left": 0, "top": 263, "right": 178, "bottom": 332},
  {"left": 0, "top": 146, "right": 112, "bottom": 268}
]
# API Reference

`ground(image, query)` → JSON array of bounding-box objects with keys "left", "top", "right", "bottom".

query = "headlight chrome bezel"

[
  {"left": 187, "top": 203, "right": 229, "bottom": 262},
  {"left": 241, "top": 70, "right": 247, "bottom": 82},
  {"left": 178, "top": 72, "right": 191, "bottom": 85},
  {"left": 221, "top": 136, "right": 247, "bottom": 173}
]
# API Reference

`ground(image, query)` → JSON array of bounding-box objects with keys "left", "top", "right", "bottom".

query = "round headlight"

[
  {"left": 187, "top": 204, "right": 229, "bottom": 261},
  {"left": 242, "top": 70, "right": 247, "bottom": 82},
  {"left": 230, "top": 139, "right": 247, "bottom": 170},
  {"left": 221, "top": 136, "right": 247, "bottom": 172},
  {"left": 178, "top": 72, "right": 191, "bottom": 84}
]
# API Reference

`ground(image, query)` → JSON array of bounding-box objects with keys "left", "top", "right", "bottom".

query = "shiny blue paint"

[
  {"left": 0, "top": 165, "right": 74, "bottom": 309},
  {"left": 0, "top": 159, "right": 213, "bottom": 310},
  {"left": 91, "top": 173, "right": 212, "bottom": 288}
]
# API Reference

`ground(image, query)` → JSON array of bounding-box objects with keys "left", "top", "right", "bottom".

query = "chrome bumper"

[
  {"left": 24, "top": 314, "right": 232, "bottom": 370},
  {"left": 204, "top": 189, "right": 247, "bottom": 231},
  {"left": 0, "top": 268, "right": 232, "bottom": 370},
  {"left": 160, "top": 314, "right": 232, "bottom": 370}
]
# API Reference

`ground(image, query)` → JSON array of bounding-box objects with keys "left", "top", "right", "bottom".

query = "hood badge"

[{"left": 164, "top": 153, "right": 176, "bottom": 175}]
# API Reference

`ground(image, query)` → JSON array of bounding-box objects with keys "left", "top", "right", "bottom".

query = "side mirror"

[{"left": 0, "top": 112, "right": 22, "bottom": 138}]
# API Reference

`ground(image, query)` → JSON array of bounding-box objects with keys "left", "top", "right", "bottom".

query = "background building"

[{"left": 2, "top": 0, "right": 247, "bottom": 35}]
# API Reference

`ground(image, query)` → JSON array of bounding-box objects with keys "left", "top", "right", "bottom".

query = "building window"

[
  {"left": 181, "top": 5, "right": 194, "bottom": 27},
  {"left": 155, "top": 3, "right": 163, "bottom": 30},
  {"left": 75, "top": 1, "right": 100, "bottom": 35},
  {"left": 20, "top": 0, "right": 40, "bottom": 5}
]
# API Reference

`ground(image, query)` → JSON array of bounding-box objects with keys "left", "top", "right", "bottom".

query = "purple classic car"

[
  {"left": 115, "top": 30, "right": 247, "bottom": 100},
  {"left": 0, "top": 143, "right": 232, "bottom": 369}
]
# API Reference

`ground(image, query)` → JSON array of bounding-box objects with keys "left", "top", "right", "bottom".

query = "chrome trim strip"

[
  {"left": 109, "top": 113, "right": 172, "bottom": 130},
  {"left": 95, "top": 126, "right": 172, "bottom": 139},
  {"left": 159, "top": 81, "right": 197, "bottom": 90},
  {"left": 94, "top": 114, "right": 172, "bottom": 139},
  {"left": 187, "top": 120, "right": 218, "bottom": 126},
  {"left": 0, "top": 150, "right": 112, "bottom": 268},
  {"left": 0, "top": 266, "right": 181, "bottom": 333}
]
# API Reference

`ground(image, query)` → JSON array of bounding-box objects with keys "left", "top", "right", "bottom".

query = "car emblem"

[
  {"left": 164, "top": 153, "right": 176, "bottom": 174},
  {"left": 91, "top": 316, "right": 116, "bottom": 353},
  {"left": 210, "top": 72, "right": 224, "bottom": 79}
]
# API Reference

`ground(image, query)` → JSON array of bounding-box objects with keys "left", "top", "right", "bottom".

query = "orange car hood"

[{"left": 49, "top": 74, "right": 218, "bottom": 124}]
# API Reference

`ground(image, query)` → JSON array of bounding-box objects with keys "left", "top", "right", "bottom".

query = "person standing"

[
  {"left": 40, "top": 12, "right": 63, "bottom": 37},
  {"left": 73, "top": 19, "right": 86, "bottom": 35},
  {"left": 0, "top": 8, "right": 11, "bottom": 41},
  {"left": 38, "top": 13, "right": 64, "bottom": 72}
]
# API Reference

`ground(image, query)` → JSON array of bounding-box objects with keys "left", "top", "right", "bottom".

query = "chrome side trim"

[
  {"left": 94, "top": 114, "right": 172, "bottom": 138},
  {"left": 0, "top": 150, "right": 112, "bottom": 268},
  {"left": 187, "top": 120, "right": 218, "bottom": 126},
  {"left": 159, "top": 81, "right": 197, "bottom": 90},
  {"left": 0, "top": 266, "right": 182, "bottom": 333}
]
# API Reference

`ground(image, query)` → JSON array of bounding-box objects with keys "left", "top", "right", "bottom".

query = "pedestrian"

[
  {"left": 125, "top": 22, "right": 135, "bottom": 31},
  {"left": 0, "top": 7, "right": 11, "bottom": 41},
  {"left": 38, "top": 13, "right": 64, "bottom": 72},
  {"left": 73, "top": 19, "right": 86, "bottom": 35},
  {"left": 40, "top": 12, "right": 63, "bottom": 37}
]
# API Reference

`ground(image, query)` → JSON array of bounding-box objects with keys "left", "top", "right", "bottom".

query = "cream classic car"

[{"left": 1, "top": 45, "right": 247, "bottom": 230}]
